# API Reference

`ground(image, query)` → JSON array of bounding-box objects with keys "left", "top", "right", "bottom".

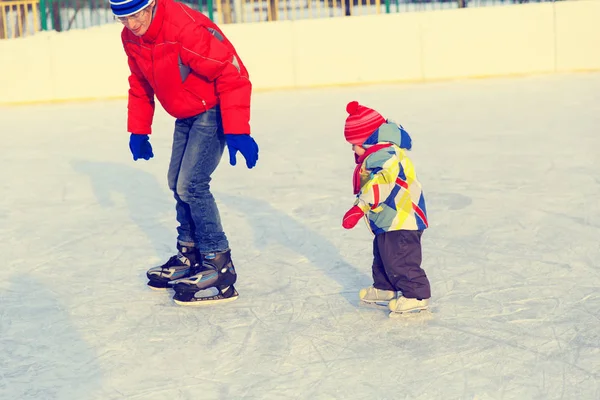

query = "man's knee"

[{"left": 176, "top": 178, "right": 212, "bottom": 202}]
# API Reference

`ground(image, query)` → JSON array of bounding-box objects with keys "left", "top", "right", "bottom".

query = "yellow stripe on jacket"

[{"left": 354, "top": 144, "right": 428, "bottom": 235}]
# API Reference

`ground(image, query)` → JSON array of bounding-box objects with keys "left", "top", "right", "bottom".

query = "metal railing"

[
  {"left": 38, "top": 0, "right": 114, "bottom": 31},
  {"left": 0, "top": 0, "right": 40, "bottom": 38},
  {"left": 34, "top": 0, "right": 213, "bottom": 31},
  {"left": 215, "top": 0, "right": 386, "bottom": 23},
  {"left": 0, "top": 0, "right": 558, "bottom": 37},
  {"left": 211, "top": 0, "right": 556, "bottom": 24}
]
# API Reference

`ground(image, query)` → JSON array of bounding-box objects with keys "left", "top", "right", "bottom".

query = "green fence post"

[
  {"left": 40, "top": 0, "right": 47, "bottom": 30},
  {"left": 89, "top": 0, "right": 96, "bottom": 27},
  {"left": 206, "top": 0, "right": 214, "bottom": 21},
  {"left": 48, "top": 0, "right": 53, "bottom": 30},
  {"left": 384, "top": 0, "right": 390, "bottom": 13}
]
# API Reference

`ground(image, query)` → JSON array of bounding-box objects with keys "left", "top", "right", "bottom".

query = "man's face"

[{"left": 118, "top": 2, "right": 155, "bottom": 36}]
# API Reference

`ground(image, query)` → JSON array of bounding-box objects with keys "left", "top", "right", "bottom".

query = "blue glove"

[
  {"left": 129, "top": 133, "right": 154, "bottom": 161},
  {"left": 225, "top": 134, "right": 258, "bottom": 169}
]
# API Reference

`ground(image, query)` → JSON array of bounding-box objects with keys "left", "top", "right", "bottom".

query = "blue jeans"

[{"left": 167, "top": 107, "right": 229, "bottom": 253}]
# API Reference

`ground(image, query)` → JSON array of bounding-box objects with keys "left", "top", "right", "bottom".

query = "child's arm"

[
  {"left": 355, "top": 148, "right": 400, "bottom": 212},
  {"left": 342, "top": 148, "right": 399, "bottom": 230}
]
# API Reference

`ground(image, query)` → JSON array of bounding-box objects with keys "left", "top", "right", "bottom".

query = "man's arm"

[
  {"left": 123, "top": 41, "right": 156, "bottom": 134},
  {"left": 178, "top": 23, "right": 252, "bottom": 135}
]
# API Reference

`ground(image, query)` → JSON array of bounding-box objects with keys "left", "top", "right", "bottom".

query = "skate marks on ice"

[
  {"left": 216, "top": 193, "right": 371, "bottom": 307},
  {"left": 160, "top": 295, "right": 437, "bottom": 398},
  {"left": 427, "top": 280, "right": 600, "bottom": 396},
  {"left": 0, "top": 274, "right": 102, "bottom": 400},
  {"left": 70, "top": 159, "right": 175, "bottom": 259},
  {"left": 425, "top": 192, "right": 472, "bottom": 211}
]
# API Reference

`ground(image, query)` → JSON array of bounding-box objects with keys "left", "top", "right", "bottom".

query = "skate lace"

[{"left": 163, "top": 255, "right": 186, "bottom": 269}]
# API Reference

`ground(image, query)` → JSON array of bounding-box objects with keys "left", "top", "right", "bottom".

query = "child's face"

[{"left": 352, "top": 144, "right": 366, "bottom": 156}]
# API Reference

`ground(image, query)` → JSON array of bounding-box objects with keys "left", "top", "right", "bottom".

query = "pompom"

[{"left": 346, "top": 101, "right": 359, "bottom": 115}]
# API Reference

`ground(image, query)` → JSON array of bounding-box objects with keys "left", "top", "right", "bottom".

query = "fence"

[
  {"left": 37, "top": 0, "right": 115, "bottom": 31},
  {"left": 211, "top": 0, "right": 555, "bottom": 24},
  {"left": 0, "top": 0, "right": 40, "bottom": 38},
  {"left": 0, "top": 0, "right": 559, "bottom": 38},
  {"left": 33, "top": 0, "right": 212, "bottom": 31}
]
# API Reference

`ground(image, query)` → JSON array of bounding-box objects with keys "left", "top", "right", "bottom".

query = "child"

[{"left": 341, "top": 101, "right": 431, "bottom": 315}]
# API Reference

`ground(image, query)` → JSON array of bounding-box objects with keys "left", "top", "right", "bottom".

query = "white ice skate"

[
  {"left": 388, "top": 296, "right": 429, "bottom": 316},
  {"left": 359, "top": 286, "right": 396, "bottom": 307}
]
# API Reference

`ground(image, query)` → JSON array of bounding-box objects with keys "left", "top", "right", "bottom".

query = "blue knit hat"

[{"left": 110, "top": 0, "right": 152, "bottom": 17}]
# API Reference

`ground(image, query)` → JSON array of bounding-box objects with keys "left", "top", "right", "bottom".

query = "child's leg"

[
  {"left": 376, "top": 230, "right": 431, "bottom": 299},
  {"left": 359, "top": 237, "right": 397, "bottom": 305},
  {"left": 371, "top": 235, "right": 395, "bottom": 291}
]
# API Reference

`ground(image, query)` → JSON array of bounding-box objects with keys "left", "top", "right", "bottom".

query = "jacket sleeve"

[
  {"left": 178, "top": 23, "right": 252, "bottom": 135},
  {"left": 354, "top": 149, "right": 400, "bottom": 212},
  {"left": 123, "top": 39, "right": 155, "bottom": 134}
]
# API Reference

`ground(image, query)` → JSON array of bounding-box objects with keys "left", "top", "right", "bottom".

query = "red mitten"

[{"left": 342, "top": 205, "right": 365, "bottom": 229}]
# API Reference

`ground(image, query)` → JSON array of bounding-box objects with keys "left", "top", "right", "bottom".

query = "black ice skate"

[
  {"left": 146, "top": 243, "right": 200, "bottom": 290},
  {"left": 171, "top": 249, "right": 238, "bottom": 305}
]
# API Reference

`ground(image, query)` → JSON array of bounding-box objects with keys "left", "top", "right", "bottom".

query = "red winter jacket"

[{"left": 121, "top": 0, "right": 252, "bottom": 135}]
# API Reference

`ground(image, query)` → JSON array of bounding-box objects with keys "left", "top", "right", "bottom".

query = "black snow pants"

[{"left": 372, "top": 230, "right": 431, "bottom": 300}]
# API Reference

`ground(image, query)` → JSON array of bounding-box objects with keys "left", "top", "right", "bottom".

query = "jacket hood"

[{"left": 362, "top": 121, "right": 413, "bottom": 150}]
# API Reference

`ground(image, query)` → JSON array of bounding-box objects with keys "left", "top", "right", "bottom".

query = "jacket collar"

[
  {"left": 141, "top": 0, "right": 165, "bottom": 43},
  {"left": 352, "top": 143, "right": 393, "bottom": 195}
]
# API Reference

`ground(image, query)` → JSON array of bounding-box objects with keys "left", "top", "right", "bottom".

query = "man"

[{"left": 110, "top": 0, "right": 258, "bottom": 305}]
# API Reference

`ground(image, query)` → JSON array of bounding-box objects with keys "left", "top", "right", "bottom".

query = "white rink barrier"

[{"left": 1, "top": 0, "right": 599, "bottom": 104}]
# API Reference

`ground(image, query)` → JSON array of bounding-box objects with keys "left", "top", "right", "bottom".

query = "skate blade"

[
  {"left": 147, "top": 282, "right": 172, "bottom": 291},
  {"left": 388, "top": 308, "right": 433, "bottom": 319},
  {"left": 173, "top": 287, "right": 239, "bottom": 306},
  {"left": 173, "top": 294, "right": 239, "bottom": 306},
  {"left": 359, "top": 300, "right": 391, "bottom": 308}
]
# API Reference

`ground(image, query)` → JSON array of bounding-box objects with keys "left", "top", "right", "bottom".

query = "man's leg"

[
  {"left": 173, "top": 107, "right": 228, "bottom": 253},
  {"left": 146, "top": 118, "right": 200, "bottom": 290},
  {"left": 170, "top": 107, "right": 238, "bottom": 305},
  {"left": 168, "top": 117, "right": 197, "bottom": 247}
]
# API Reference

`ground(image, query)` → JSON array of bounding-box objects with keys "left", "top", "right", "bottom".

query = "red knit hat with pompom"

[{"left": 344, "top": 101, "right": 386, "bottom": 145}]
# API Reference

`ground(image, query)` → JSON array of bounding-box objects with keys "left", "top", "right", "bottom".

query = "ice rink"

[{"left": 1, "top": 72, "right": 599, "bottom": 399}]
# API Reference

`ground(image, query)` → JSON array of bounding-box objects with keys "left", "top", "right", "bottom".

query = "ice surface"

[{"left": 1, "top": 72, "right": 599, "bottom": 399}]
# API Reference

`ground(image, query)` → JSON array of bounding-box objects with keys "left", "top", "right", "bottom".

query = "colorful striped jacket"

[{"left": 353, "top": 122, "right": 429, "bottom": 235}]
